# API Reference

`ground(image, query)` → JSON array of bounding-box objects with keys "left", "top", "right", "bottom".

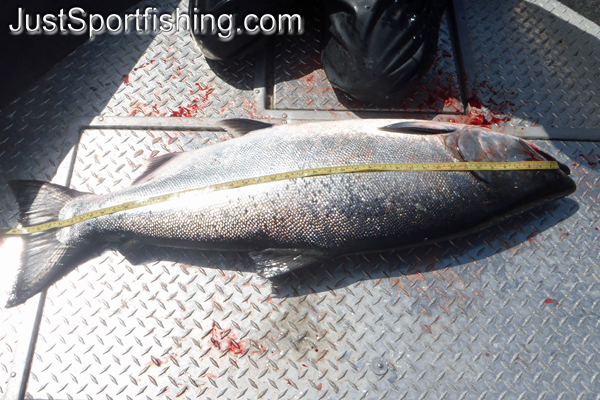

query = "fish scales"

[
  {"left": 60, "top": 121, "right": 456, "bottom": 213},
  {"left": 59, "top": 122, "right": 475, "bottom": 252},
  {"left": 2, "top": 119, "right": 576, "bottom": 307},
  {"left": 65, "top": 171, "right": 488, "bottom": 253}
]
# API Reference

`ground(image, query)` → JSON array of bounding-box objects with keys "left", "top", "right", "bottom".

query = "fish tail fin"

[{"left": 3, "top": 181, "right": 86, "bottom": 308}]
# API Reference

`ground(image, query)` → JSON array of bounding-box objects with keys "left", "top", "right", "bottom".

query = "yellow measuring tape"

[{"left": 3, "top": 161, "right": 558, "bottom": 236}]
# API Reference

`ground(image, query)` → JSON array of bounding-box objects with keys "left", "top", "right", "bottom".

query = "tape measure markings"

[{"left": 2, "top": 161, "right": 559, "bottom": 236}]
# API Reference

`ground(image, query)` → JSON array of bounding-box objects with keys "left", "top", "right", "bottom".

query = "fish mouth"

[{"left": 518, "top": 141, "right": 576, "bottom": 196}]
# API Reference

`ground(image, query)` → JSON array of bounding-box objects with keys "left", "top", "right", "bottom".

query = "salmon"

[{"left": 3, "top": 119, "right": 576, "bottom": 307}]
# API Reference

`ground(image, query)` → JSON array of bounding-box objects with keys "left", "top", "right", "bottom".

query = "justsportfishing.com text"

[{"left": 9, "top": 7, "right": 305, "bottom": 40}]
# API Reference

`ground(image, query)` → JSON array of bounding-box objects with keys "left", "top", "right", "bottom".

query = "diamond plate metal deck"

[
  {"left": 0, "top": 0, "right": 599, "bottom": 398},
  {"left": 272, "top": 10, "right": 463, "bottom": 113},
  {"left": 463, "top": 0, "right": 600, "bottom": 128},
  {"left": 0, "top": 1, "right": 257, "bottom": 396},
  {"left": 22, "top": 132, "right": 600, "bottom": 400}
]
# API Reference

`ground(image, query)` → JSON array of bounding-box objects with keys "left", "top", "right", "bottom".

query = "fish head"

[{"left": 449, "top": 126, "right": 576, "bottom": 206}]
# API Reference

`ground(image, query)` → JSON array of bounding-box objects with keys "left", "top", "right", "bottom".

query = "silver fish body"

[{"left": 5, "top": 119, "right": 576, "bottom": 306}]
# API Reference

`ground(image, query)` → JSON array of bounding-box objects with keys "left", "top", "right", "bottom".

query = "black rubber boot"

[{"left": 321, "top": 0, "right": 448, "bottom": 104}]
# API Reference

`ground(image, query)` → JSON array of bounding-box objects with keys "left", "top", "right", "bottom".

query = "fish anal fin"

[
  {"left": 379, "top": 121, "right": 457, "bottom": 134},
  {"left": 131, "top": 152, "right": 181, "bottom": 186},
  {"left": 249, "top": 248, "right": 326, "bottom": 278},
  {"left": 217, "top": 118, "right": 274, "bottom": 138},
  {"left": 118, "top": 239, "right": 148, "bottom": 265}
]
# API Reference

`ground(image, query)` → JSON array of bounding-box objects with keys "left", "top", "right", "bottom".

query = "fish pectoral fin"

[
  {"left": 131, "top": 152, "right": 181, "bottom": 185},
  {"left": 217, "top": 118, "right": 274, "bottom": 138},
  {"left": 379, "top": 121, "right": 457, "bottom": 134},
  {"left": 249, "top": 248, "right": 326, "bottom": 278}
]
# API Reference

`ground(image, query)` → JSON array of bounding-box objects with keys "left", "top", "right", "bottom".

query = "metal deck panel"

[
  {"left": 0, "top": 1, "right": 255, "bottom": 396},
  {"left": 463, "top": 0, "right": 600, "bottom": 128},
  {"left": 22, "top": 133, "right": 600, "bottom": 400},
  {"left": 0, "top": 0, "right": 598, "bottom": 398}
]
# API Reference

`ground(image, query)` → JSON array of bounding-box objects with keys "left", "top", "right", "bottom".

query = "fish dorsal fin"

[
  {"left": 131, "top": 152, "right": 180, "bottom": 185},
  {"left": 379, "top": 121, "right": 457, "bottom": 134},
  {"left": 249, "top": 248, "right": 326, "bottom": 278},
  {"left": 217, "top": 118, "right": 274, "bottom": 137}
]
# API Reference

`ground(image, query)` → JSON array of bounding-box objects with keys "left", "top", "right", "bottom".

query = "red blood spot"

[
  {"left": 443, "top": 98, "right": 512, "bottom": 126},
  {"left": 170, "top": 98, "right": 205, "bottom": 117},
  {"left": 165, "top": 133, "right": 178, "bottom": 145},
  {"left": 133, "top": 59, "right": 156, "bottom": 71},
  {"left": 285, "top": 378, "right": 292, "bottom": 386},
  {"left": 302, "top": 364, "right": 307, "bottom": 367},
  {"left": 316, "top": 383, "right": 323, "bottom": 391},
  {"left": 253, "top": 344, "right": 268, "bottom": 355},
  {"left": 200, "top": 84, "right": 214, "bottom": 100},
  {"left": 572, "top": 164, "right": 577, "bottom": 167},
  {"left": 151, "top": 356, "right": 163, "bottom": 366},
  {"left": 123, "top": 74, "right": 129, "bottom": 85},
  {"left": 515, "top": 356, "right": 527, "bottom": 365},
  {"left": 194, "top": 83, "right": 215, "bottom": 100},
  {"left": 228, "top": 340, "right": 243, "bottom": 355},
  {"left": 595, "top": 228, "right": 599, "bottom": 231},
  {"left": 150, "top": 104, "right": 160, "bottom": 116},
  {"left": 468, "top": 98, "right": 482, "bottom": 108},
  {"left": 207, "top": 320, "right": 246, "bottom": 356},
  {"left": 545, "top": 299, "right": 555, "bottom": 304},
  {"left": 577, "top": 153, "right": 597, "bottom": 166},
  {"left": 485, "top": 353, "right": 490, "bottom": 357},
  {"left": 170, "top": 86, "right": 213, "bottom": 117}
]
